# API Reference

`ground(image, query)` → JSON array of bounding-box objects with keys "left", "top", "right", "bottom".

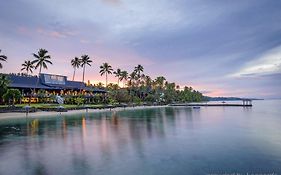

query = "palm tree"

[
  {"left": 113, "top": 68, "right": 122, "bottom": 87},
  {"left": 0, "top": 49, "right": 7, "bottom": 69},
  {"left": 71, "top": 57, "right": 80, "bottom": 81},
  {"left": 32, "top": 48, "right": 52, "bottom": 89},
  {"left": 80, "top": 55, "right": 92, "bottom": 83},
  {"left": 99, "top": 63, "right": 113, "bottom": 88},
  {"left": 144, "top": 75, "right": 152, "bottom": 87},
  {"left": 134, "top": 64, "right": 144, "bottom": 78},
  {"left": 0, "top": 74, "right": 10, "bottom": 99},
  {"left": 128, "top": 71, "right": 137, "bottom": 88},
  {"left": 155, "top": 76, "right": 166, "bottom": 89},
  {"left": 95, "top": 82, "right": 104, "bottom": 89},
  {"left": 120, "top": 71, "right": 128, "bottom": 87},
  {"left": 21, "top": 60, "right": 34, "bottom": 75}
]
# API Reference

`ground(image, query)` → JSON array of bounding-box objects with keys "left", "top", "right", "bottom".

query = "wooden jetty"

[{"left": 169, "top": 99, "right": 252, "bottom": 107}]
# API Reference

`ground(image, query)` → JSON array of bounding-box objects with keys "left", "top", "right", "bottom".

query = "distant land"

[{"left": 206, "top": 97, "right": 264, "bottom": 101}]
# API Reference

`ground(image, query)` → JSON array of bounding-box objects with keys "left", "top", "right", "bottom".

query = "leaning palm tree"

[
  {"left": 32, "top": 48, "right": 52, "bottom": 88},
  {"left": 99, "top": 62, "right": 113, "bottom": 88},
  {"left": 0, "top": 49, "right": 8, "bottom": 69},
  {"left": 113, "top": 68, "right": 122, "bottom": 87},
  {"left": 71, "top": 57, "right": 80, "bottom": 81},
  {"left": 21, "top": 60, "right": 34, "bottom": 75},
  {"left": 80, "top": 55, "right": 92, "bottom": 83},
  {"left": 120, "top": 71, "right": 128, "bottom": 87}
]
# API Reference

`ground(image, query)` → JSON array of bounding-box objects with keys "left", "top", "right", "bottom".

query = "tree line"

[{"left": 0, "top": 48, "right": 205, "bottom": 105}]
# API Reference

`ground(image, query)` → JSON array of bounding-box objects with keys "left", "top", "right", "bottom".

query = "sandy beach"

[{"left": 0, "top": 105, "right": 167, "bottom": 120}]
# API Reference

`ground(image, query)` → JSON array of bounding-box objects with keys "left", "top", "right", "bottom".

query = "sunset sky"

[{"left": 0, "top": 0, "right": 281, "bottom": 98}]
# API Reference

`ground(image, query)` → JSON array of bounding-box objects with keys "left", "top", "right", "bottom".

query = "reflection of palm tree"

[
  {"left": 71, "top": 57, "right": 81, "bottom": 81},
  {"left": 0, "top": 49, "right": 8, "bottom": 69},
  {"left": 21, "top": 60, "right": 34, "bottom": 75},
  {"left": 113, "top": 68, "right": 122, "bottom": 87},
  {"left": 120, "top": 71, "right": 128, "bottom": 87},
  {"left": 99, "top": 63, "right": 113, "bottom": 88}
]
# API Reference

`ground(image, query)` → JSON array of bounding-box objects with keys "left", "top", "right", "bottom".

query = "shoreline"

[{"left": 0, "top": 105, "right": 168, "bottom": 121}]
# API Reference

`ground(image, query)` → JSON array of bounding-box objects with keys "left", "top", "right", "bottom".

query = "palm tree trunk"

[
  {"left": 72, "top": 68, "right": 76, "bottom": 81},
  {"left": 106, "top": 72, "right": 108, "bottom": 88},
  {"left": 82, "top": 66, "right": 85, "bottom": 82},
  {"left": 80, "top": 65, "right": 85, "bottom": 93},
  {"left": 117, "top": 77, "right": 119, "bottom": 87},
  {"left": 30, "top": 65, "right": 41, "bottom": 105}
]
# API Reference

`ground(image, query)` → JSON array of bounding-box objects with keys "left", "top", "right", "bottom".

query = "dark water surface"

[{"left": 0, "top": 100, "right": 281, "bottom": 175}]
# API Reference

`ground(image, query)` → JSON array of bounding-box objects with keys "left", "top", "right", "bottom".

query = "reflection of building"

[{"left": 6, "top": 73, "right": 106, "bottom": 102}]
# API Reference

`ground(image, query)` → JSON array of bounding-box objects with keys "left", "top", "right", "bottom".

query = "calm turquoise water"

[{"left": 0, "top": 100, "right": 281, "bottom": 175}]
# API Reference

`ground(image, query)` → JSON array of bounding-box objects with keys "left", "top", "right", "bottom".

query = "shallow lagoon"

[{"left": 0, "top": 100, "right": 281, "bottom": 175}]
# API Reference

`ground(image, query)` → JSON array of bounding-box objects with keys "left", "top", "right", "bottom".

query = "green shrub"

[
  {"left": 75, "top": 97, "right": 84, "bottom": 106},
  {"left": 144, "top": 94, "right": 155, "bottom": 102},
  {"left": 3, "top": 89, "right": 22, "bottom": 105}
]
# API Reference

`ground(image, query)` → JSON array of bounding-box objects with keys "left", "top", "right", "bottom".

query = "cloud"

[
  {"left": 36, "top": 28, "right": 77, "bottom": 39},
  {"left": 229, "top": 46, "right": 281, "bottom": 77},
  {"left": 102, "top": 0, "right": 121, "bottom": 5}
]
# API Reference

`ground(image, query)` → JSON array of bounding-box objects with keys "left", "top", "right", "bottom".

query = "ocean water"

[{"left": 0, "top": 100, "right": 281, "bottom": 175}]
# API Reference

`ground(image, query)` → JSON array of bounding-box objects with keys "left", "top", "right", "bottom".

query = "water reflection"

[{"left": 0, "top": 103, "right": 281, "bottom": 175}]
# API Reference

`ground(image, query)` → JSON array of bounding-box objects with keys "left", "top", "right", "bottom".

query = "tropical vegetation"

[
  {"left": 0, "top": 49, "right": 7, "bottom": 69},
  {"left": 0, "top": 48, "right": 205, "bottom": 106},
  {"left": 71, "top": 57, "right": 80, "bottom": 81},
  {"left": 99, "top": 62, "right": 113, "bottom": 88},
  {"left": 21, "top": 60, "right": 34, "bottom": 75}
]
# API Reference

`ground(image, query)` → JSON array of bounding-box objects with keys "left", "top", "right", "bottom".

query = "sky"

[{"left": 0, "top": 0, "right": 281, "bottom": 98}]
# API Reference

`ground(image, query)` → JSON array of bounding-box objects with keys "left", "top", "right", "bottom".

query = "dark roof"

[{"left": 6, "top": 74, "right": 106, "bottom": 93}]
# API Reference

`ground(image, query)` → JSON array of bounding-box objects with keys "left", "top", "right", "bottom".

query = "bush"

[
  {"left": 3, "top": 89, "right": 22, "bottom": 105},
  {"left": 115, "top": 89, "right": 131, "bottom": 103},
  {"left": 75, "top": 97, "right": 84, "bottom": 106},
  {"left": 144, "top": 94, "right": 155, "bottom": 102},
  {"left": 132, "top": 96, "right": 142, "bottom": 104}
]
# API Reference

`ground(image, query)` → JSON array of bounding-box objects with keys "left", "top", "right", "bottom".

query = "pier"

[{"left": 169, "top": 99, "right": 252, "bottom": 107}]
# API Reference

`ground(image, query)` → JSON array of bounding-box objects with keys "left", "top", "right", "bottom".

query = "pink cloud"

[{"left": 36, "top": 28, "right": 77, "bottom": 39}]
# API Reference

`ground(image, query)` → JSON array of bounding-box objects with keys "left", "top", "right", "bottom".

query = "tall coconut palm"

[
  {"left": 120, "top": 71, "right": 128, "bottom": 87},
  {"left": 99, "top": 63, "right": 113, "bottom": 88},
  {"left": 113, "top": 68, "right": 122, "bottom": 87},
  {"left": 21, "top": 60, "right": 34, "bottom": 75},
  {"left": 80, "top": 55, "right": 92, "bottom": 83},
  {"left": 134, "top": 64, "right": 144, "bottom": 78},
  {"left": 71, "top": 57, "right": 80, "bottom": 81},
  {"left": 32, "top": 49, "right": 52, "bottom": 89},
  {"left": 0, "top": 49, "right": 7, "bottom": 69}
]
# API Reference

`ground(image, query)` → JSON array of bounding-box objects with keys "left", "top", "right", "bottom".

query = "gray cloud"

[{"left": 0, "top": 0, "right": 281, "bottom": 98}]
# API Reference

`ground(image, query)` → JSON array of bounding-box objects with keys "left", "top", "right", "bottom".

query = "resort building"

[{"left": 6, "top": 73, "right": 106, "bottom": 103}]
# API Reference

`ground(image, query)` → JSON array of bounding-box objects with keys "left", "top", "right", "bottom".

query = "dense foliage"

[
  {"left": 3, "top": 89, "right": 22, "bottom": 105},
  {"left": 0, "top": 74, "right": 10, "bottom": 103},
  {"left": 0, "top": 48, "right": 205, "bottom": 105}
]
